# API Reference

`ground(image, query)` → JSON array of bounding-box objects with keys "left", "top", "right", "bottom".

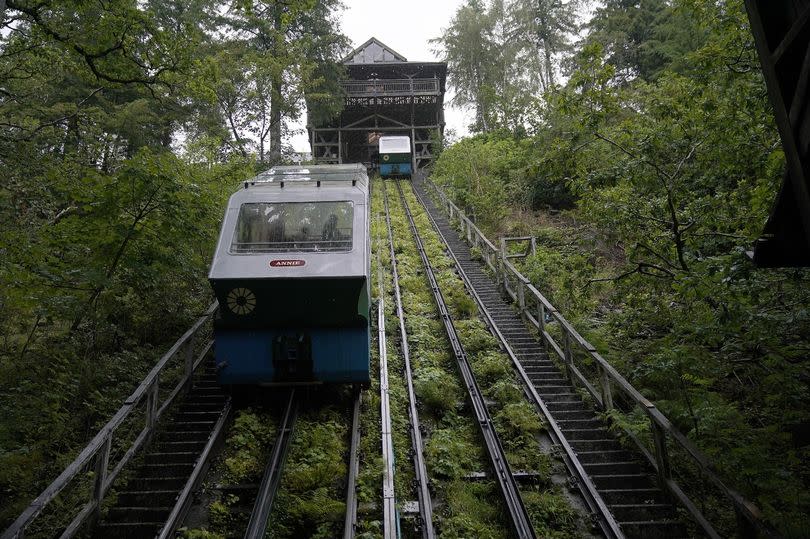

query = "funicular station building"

[{"left": 308, "top": 38, "right": 447, "bottom": 173}]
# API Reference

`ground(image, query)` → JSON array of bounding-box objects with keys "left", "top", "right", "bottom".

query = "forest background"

[{"left": 0, "top": 0, "right": 807, "bottom": 536}]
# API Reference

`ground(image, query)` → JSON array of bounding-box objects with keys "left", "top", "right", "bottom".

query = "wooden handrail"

[
  {"left": 422, "top": 177, "right": 774, "bottom": 538},
  {"left": 341, "top": 78, "right": 440, "bottom": 97},
  {"left": 2, "top": 302, "right": 218, "bottom": 539}
]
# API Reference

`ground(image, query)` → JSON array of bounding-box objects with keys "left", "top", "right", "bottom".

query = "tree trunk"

[{"left": 268, "top": 5, "right": 283, "bottom": 164}]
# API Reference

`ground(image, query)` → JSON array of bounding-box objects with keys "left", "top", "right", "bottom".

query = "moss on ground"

[{"left": 399, "top": 181, "right": 587, "bottom": 537}]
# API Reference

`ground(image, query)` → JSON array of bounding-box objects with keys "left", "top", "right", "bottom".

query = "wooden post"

[
  {"left": 599, "top": 364, "right": 613, "bottom": 411},
  {"left": 517, "top": 280, "right": 526, "bottom": 315},
  {"left": 498, "top": 246, "right": 506, "bottom": 293},
  {"left": 146, "top": 377, "right": 159, "bottom": 430},
  {"left": 651, "top": 419, "right": 672, "bottom": 484},
  {"left": 538, "top": 302, "right": 546, "bottom": 334},
  {"left": 411, "top": 128, "right": 417, "bottom": 173},
  {"left": 563, "top": 331, "right": 575, "bottom": 385},
  {"left": 92, "top": 434, "right": 112, "bottom": 519},
  {"left": 184, "top": 334, "right": 196, "bottom": 392},
  {"left": 538, "top": 302, "right": 548, "bottom": 353}
]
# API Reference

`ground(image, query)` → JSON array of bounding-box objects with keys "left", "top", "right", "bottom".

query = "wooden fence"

[{"left": 341, "top": 78, "right": 440, "bottom": 97}]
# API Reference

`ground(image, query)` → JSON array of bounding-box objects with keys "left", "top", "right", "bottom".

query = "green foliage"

[
  {"left": 267, "top": 402, "right": 349, "bottom": 538},
  {"left": 472, "top": 351, "right": 513, "bottom": 386},
  {"left": 179, "top": 527, "right": 225, "bottom": 539},
  {"left": 414, "top": 367, "right": 463, "bottom": 414},
  {"left": 0, "top": 0, "right": 348, "bottom": 528},
  {"left": 424, "top": 424, "right": 481, "bottom": 480},
  {"left": 222, "top": 409, "right": 277, "bottom": 483},
  {"left": 432, "top": 0, "right": 577, "bottom": 132},
  {"left": 453, "top": 319, "right": 499, "bottom": 354},
  {"left": 436, "top": 0, "right": 810, "bottom": 532},
  {"left": 440, "top": 480, "right": 507, "bottom": 538},
  {"left": 584, "top": 0, "right": 707, "bottom": 83},
  {"left": 208, "top": 498, "right": 232, "bottom": 530},
  {"left": 433, "top": 132, "right": 531, "bottom": 230},
  {"left": 521, "top": 489, "right": 581, "bottom": 538}
]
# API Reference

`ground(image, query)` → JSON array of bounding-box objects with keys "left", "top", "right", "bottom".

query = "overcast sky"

[{"left": 290, "top": 0, "right": 471, "bottom": 152}]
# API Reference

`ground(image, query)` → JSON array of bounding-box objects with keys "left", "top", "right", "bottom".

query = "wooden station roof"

[{"left": 343, "top": 37, "right": 447, "bottom": 88}]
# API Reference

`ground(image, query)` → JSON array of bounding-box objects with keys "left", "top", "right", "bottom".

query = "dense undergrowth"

[
  {"left": 430, "top": 2, "right": 810, "bottom": 533},
  {"left": 266, "top": 395, "right": 351, "bottom": 538},
  {"left": 0, "top": 156, "right": 250, "bottom": 528},
  {"left": 180, "top": 390, "right": 355, "bottom": 539}
]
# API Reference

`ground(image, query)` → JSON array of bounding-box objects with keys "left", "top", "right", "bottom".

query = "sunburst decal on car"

[{"left": 227, "top": 287, "right": 256, "bottom": 315}]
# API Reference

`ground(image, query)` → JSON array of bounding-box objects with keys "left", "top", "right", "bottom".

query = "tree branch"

[{"left": 6, "top": 0, "right": 173, "bottom": 88}]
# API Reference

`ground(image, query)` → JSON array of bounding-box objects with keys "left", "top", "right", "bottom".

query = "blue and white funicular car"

[
  {"left": 208, "top": 164, "right": 371, "bottom": 386},
  {"left": 378, "top": 135, "right": 412, "bottom": 178}
]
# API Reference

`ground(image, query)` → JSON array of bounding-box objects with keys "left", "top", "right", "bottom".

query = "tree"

[
  {"left": 583, "top": 0, "right": 706, "bottom": 83},
  {"left": 509, "top": 0, "right": 580, "bottom": 92},
  {"left": 434, "top": 0, "right": 581, "bottom": 133},
  {"left": 219, "top": 0, "right": 348, "bottom": 163}
]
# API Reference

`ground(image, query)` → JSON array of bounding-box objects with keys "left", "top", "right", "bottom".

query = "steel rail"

[
  {"left": 157, "top": 398, "right": 234, "bottom": 539},
  {"left": 343, "top": 390, "right": 362, "bottom": 539},
  {"left": 243, "top": 390, "right": 299, "bottom": 539},
  {"left": 411, "top": 179, "right": 624, "bottom": 539},
  {"left": 394, "top": 180, "right": 537, "bottom": 539},
  {"left": 376, "top": 229, "right": 401, "bottom": 539},
  {"left": 382, "top": 180, "right": 437, "bottom": 539}
]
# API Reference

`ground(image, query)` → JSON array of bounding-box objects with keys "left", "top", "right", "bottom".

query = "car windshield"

[{"left": 231, "top": 201, "right": 354, "bottom": 253}]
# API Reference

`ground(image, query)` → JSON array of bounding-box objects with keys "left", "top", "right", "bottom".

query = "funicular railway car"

[
  {"left": 378, "top": 135, "right": 412, "bottom": 178},
  {"left": 208, "top": 164, "right": 371, "bottom": 385}
]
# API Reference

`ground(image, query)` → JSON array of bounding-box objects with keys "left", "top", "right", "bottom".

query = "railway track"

[
  {"left": 375, "top": 250, "right": 400, "bottom": 539},
  {"left": 411, "top": 176, "right": 688, "bottom": 538},
  {"left": 200, "top": 387, "right": 363, "bottom": 539},
  {"left": 9, "top": 174, "right": 693, "bottom": 539},
  {"left": 382, "top": 182, "right": 437, "bottom": 539},
  {"left": 243, "top": 390, "right": 299, "bottom": 539},
  {"left": 343, "top": 390, "right": 362, "bottom": 538},
  {"left": 394, "top": 179, "right": 538, "bottom": 539}
]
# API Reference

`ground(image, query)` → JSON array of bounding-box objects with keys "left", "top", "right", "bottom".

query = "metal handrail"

[
  {"left": 423, "top": 177, "right": 776, "bottom": 538},
  {"left": 2, "top": 302, "right": 219, "bottom": 539}
]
